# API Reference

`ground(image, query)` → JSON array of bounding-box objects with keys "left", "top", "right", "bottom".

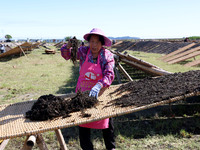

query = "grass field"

[{"left": 1, "top": 45, "right": 200, "bottom": 150}]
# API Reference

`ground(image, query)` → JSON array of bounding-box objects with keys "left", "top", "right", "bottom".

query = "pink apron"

[{"left": 76, "top": 49, "right": 109, "bottom": 129}]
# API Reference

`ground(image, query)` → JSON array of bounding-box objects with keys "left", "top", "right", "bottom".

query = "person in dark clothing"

[{"left": 184, "top": 37, "right": 189, "bottom": 42}]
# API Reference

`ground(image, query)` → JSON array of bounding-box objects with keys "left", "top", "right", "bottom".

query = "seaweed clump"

[
  {"left": 26, "top": 91, "right": 98, "bottom": 121},
  {"left": 70, "top": 36, "right": 78, "bottom": 65}
]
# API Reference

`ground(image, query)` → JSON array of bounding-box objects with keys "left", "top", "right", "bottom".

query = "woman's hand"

[{"left": 89, "top": 83, "right": 102, "bottom": 99}]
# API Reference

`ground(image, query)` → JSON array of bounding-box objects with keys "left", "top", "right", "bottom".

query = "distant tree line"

[{"left": 188, "top": 36, "right": 200, "bottom": 40}]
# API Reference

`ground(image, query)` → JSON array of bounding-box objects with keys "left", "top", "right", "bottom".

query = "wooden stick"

[
  {"left": 111, "top": 49, "right": 171, "bottom": 76},
  {"left": 114, "top": 66, "right": 122, "bottom": 84},
  {"left": 114, "top": 56, "right": 122, "bottom": 84},
  {"left": 121, "top": 58, "right": 171, "bottom": 76},
  {"left": 55, "top": 129, "right": 68, "bottom": 150},
  {"left": 0, "top": 139, "right": 9, "bottom": 150},
  {"left": 54, "top": 41, "right": 63, "bottom": 47},
  {"left": 36, "top": 134, "right": 49, "bottom": 150},
  {"left": 21, "top": 136, "right": 33, "bottom": 150},
  {"left": 127, "top": 54, "right": 156, "bottom": 68},
  {"left": 111, "top": 49, "right": 159, "bottom": 68},
  {"left": 117, "top": 62, "right": 133, "bottom": 81},
  {"left": 18, "top": 45, "right": 27, "bottom": 57},
  {"left": 111, "top": 40, "right": 123, "bottom": 47}
]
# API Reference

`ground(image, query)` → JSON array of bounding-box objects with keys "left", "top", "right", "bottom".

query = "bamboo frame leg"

[
  {"left": 18, "top": 46, "right": 27, "bottom": 57},
  {"left": 114, "top": 55, "right": 122, "bottom": 84},
  {"left": 55, "top": 129, "right": 68, "bottom": 150},
  {"left": 114, "top": 66, "right": 122, "bottom": 84},
  {"left": 117, "top": 62, "right": 133, "bottom": 81},
  {"left": 21, "top": 136, "right": 33, "bottom": 150},
  {"left": 36, "top": 134, "right": 49, "bottom": 150},
  {"left": 0, "top": 139, "right": 10, "bottom": 150}
]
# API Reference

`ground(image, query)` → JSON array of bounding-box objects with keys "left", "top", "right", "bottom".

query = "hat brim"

[{"left": 84, "top": 32, "right": 112, "bottom": 47}]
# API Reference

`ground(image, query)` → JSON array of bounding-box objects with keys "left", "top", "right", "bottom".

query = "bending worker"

[{"left": 61, "top": 28, "right": 115, "bottom": 150}]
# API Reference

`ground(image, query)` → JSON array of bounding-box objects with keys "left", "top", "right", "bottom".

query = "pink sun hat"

[{"left": 83, "top": 28, "right": 112, "bottom": 47}]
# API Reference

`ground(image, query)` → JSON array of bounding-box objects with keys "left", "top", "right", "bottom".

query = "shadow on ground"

[
  {"left": 56, "top": 65, "right": 80, "bottom": 94},
  {"left": 177, "top": 60, "right": 193, "bottom": 65},
  {"left": 114, "top": 102, "right": 200, "bottom": 139},
  {"left": 0, "top": 54, "right": 26, "bottom": 62}
]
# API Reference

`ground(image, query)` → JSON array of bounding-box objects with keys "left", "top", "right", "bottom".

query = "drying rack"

[{"left": 0, "top": 83, "right": 200, "bottom": 150}]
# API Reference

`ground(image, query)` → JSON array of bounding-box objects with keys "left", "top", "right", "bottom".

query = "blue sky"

[{"left": 0, "top": 0, "right": 199, "bottom": 40}]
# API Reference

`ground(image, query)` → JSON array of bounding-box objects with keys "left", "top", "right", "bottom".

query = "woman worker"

[{"left": 61, "top": 28, "right": 115, "bottom": 150}]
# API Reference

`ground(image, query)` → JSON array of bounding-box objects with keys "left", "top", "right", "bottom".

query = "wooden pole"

[
  {"left": 117, "top": 62, "right": 133, "bottom": 81},
  {"left": 18, "top": 45, "right": 27, "bottom": 57},
  {"left": 114, "top": 66, "right": 122, "bottom": 84},
  {"left": 121, "top": 58, "right": 171, "bottom": 76},
  {"left": 55, "top": 129, "right": 68, "bottom": 150},
  {"left": 0, "top": 139, "right": 9, "bottom": 150},
  {"left": 110, "top": 49, "right": 159, "bottom": 68},
  {"left": 127, "top": 54, "right": 156, "bottom": 68},
  {"left": 36, "top": 134, "right": 49, "bottom": 150},
  {"left": 21, "top": 136, "right": 33, "bottom": 150},
  {"left": 114, "top": 55, "right": 122, "bottom": 84}
]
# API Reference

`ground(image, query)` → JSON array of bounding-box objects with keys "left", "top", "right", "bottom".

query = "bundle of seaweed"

[
  {"left": 70, "top": 36, "right": 78, "bottom": 65},
  {"left": 26, "top": 91, "right": 98, "bottom": 121}
]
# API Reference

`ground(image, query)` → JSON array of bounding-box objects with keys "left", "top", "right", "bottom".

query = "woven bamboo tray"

[{"left": 0, "top": 84, "right": 199, "bottom": 140}]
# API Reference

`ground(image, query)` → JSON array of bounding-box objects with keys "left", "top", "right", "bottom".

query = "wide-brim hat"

[{"left": 83, "top": 28, "right": 112, "bottom": 47}]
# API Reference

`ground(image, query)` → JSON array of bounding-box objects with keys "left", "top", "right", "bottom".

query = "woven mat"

[{"left": 0, "top": 84, "right": 199, "bottom": 140}]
